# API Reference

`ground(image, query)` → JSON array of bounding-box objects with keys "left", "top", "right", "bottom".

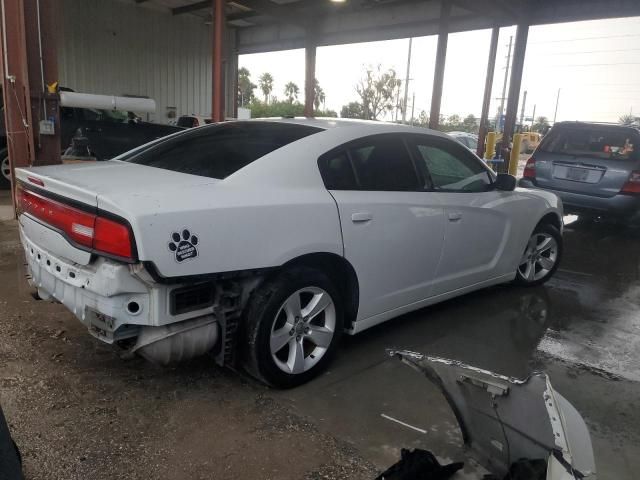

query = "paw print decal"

[{"left": 168, "top": 229, "right": 199, "bottom": 263}]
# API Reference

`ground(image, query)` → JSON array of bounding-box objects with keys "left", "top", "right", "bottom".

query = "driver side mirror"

[{"left": 494, "top": 173, "right": 517, "bottom": 191}]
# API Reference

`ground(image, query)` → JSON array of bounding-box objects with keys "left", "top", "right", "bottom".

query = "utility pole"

[
  {"left": 410, "top": 93, "right": 415, "bottom": 125},
  {"left": 402, "top": 37, "right": 413, "bottom": 124},
  {"left": 531, "top": 104, "right": 536, "bottom": 128},
  {"left": 553, "top": 88, "right": 561, "bottom": 124},
  {"left": 519, "top": 90, "right": 527, "bottom": 130},
  {"left": 496, "top": 35, "right": 513, "bottom": 133}
]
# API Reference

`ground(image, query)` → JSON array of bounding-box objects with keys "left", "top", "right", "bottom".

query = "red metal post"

[
  {"left": 428, "top": 0, "right": 450, "bottom": 130},
  {"left": 212, "top": 0, "right": 224, "bottom": 122},
  {"left": 304, "top": 37, "right": 316, "bottom": 117},
  {"left": 477, "top": 26, "right": 499, "bottom": 158},
  {"left": 24, "top": 0, "right": 60, "bottom": 166},
  {"left": 0, "top": 0, "right": 36, "bottom": 202}
]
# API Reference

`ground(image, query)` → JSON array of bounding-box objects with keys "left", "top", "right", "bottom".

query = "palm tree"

[
  {"left": 284, "top": 82, "right": 299, "bottom": 103},
  {"left": 314, "top": 79, "right": 325, "bottom": 111},
  {"left": 258, "top": 72, "right": 274, "bottom": 104},
  {"left": 619, "top": 114, "right": 636, "bottom": 126}
]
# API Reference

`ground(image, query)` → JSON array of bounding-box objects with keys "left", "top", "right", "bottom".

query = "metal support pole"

[
  {"left": 476, "top": 26, "right": 499, "bottom": 157},
  {"left": 212, "top": 0, "right": 224, "bottom": 122},
  {"left": 0, "top": 0, "right": 36, "bottom": 203},
  {"left": 499, "top": 22, "right": 529, "bottom": 173},
  {"left": 428, "top": 0, "right": 450, "bottom": 130},
  {"left": 496, "top": 35, "right": 513, "bottom": 134},
  {"left": 519, "top": 90, "right": 527, "bottom": 130},
  {"left": 304, "top": 36, "right": 316, "bottom": 117},
  {"left": 24, "top": 0, "right": 60, "bottom": 166},
  {"left": 402, "top": 37, "right": 412, "bottom": 124}
]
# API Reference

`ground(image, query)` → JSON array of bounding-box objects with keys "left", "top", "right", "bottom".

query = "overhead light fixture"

[{"left": 330, "top": 0, "right": 347, "bottom": 3}]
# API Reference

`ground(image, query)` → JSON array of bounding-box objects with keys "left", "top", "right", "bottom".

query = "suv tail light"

[
  {"left": 16, "top": 184, "right": 136, "bottom": 262},
  {"left": 523, "top": 157, "right": 536, "bottom": 179},
  {"left": 621, "top": 171, "right": 640, "bottom": 195}
]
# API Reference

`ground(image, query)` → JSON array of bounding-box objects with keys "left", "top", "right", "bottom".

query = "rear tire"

[
  {"left": 243, "top": 267, "right": 343, "bottom": 388},
  {"left": 514, "top": 223, "right": 562, "bottom": 286},
  {"left": 0, "top": 149, "right": 10, "bottom": 189}
]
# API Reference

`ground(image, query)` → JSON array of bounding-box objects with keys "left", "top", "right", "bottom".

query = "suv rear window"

[
  {"left": 123, "top": 122, "right": 322, "bottom": 179},
  {"left": 539, "top": 126, "right": 638, "bottom": 160}
]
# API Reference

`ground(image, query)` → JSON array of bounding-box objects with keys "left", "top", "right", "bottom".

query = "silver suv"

[{"left": 519, "top": 122, "right": 640, "bottom": 218}]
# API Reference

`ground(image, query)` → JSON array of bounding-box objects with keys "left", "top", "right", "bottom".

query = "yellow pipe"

[
  {"left": 484, "top": 132, "right": 496, "bottom": 161},
  {"left": 509, "top": 133, "right": 523, "bottom": 176}
]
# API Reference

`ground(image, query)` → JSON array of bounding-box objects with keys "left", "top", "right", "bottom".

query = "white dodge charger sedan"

[{"left": 16, "top": 119, "right": 563, "bottom": 387}]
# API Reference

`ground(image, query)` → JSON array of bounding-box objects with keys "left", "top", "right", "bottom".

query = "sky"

[{"left": 238, "top": 16, "right": 640, "bottom": 124}]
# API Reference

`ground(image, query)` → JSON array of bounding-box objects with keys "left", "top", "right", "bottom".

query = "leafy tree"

[
  {"left": 415, "top": 110, "right": 429, "bottom": 127},
  {"left": 355, "top": 65, "right": 402, "bottom": 120},
  {"left": 314, "top": 79, "right": 326, "bottom": 110},
  {"left": 619, "top": 114, "right": 636, "bottom": 126},
  {"left": 237, "top": 67, "right": 256, "bottom": 107},
  {"left": 247, "top": 99, "right": 338, "bottom": 119},
  {"left": 340, "top": 101, "right": 365, "bottom": 119},
  {"left": 258, "top": 72, "right": 274, "bottom": 104},
  {"left": 284, "top": 82, "right": 300, "bottom": 103},
  {"left": 463, "top": 114, "right": 478, "bottom": 133},
  {"left": 532, "top": 116, "right": 550, "bottom": 133}
]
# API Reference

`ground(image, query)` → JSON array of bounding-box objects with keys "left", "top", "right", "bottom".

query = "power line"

[
  {"left": 529, "top": 48, "right": 640, "bottom": 56},
  {"left": 530, "top": 33, "right": 640, "bottom": 44},
  {"left": 548, "top": 62, "right": 640, "bottom": 67}
]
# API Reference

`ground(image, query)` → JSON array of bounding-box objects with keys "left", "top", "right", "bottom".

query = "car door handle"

[
  {"left": 448, "top": 212, "right": 463, "bottom": 222},
  {"left": 351, "top": 212, "right": 373, "bottom": 223}
]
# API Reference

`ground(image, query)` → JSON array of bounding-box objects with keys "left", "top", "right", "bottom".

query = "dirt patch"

[{"left": 0, "top": 220, "right": 376, "bottom": 480}]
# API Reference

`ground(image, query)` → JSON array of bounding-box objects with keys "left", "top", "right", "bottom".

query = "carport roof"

[{"left": 133, "top": 0, "right": 640, "bottom": 54}]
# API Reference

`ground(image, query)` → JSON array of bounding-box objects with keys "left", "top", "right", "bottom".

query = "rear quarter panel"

[{"left": 98, "top": 183, "right": 343, "bottom": 278}]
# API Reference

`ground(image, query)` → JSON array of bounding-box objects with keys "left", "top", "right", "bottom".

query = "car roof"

[{"left": 553, "top": 121, "right": 640, "bottom": 133}]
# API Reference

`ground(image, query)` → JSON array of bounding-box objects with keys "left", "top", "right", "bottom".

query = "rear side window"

[
  {"left": 540, "top": 127, "right": 638, "bottom": 160},
  {"left": 124, "top": 122, "right": 322, "bottom": 179}
]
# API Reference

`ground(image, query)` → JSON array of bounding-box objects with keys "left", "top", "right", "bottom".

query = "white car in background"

[
  {"left": 448, "top": 131, "right": 479, "bottom": 152},
  {"left": 16, "top": 119, "right": 563, "bottom": 387}
]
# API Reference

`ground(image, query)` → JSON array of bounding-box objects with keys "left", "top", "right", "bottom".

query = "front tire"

[
  {"left": 515, "top": 223, "right": 562, "bottom": 286},
  {"left": 243, "top": 267, "right": 343, "bottom": 388}
]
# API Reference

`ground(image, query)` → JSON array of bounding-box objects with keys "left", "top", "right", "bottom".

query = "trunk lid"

[
  {"left": 533, "top": 124, "right": 640, "bottom": 198},
  {"left": 15, "top": 161, "right": 217, "bottom": 208}
]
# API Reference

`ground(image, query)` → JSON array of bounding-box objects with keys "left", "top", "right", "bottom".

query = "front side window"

[
  {"left": 124, "top": 122, "right": 322, "bottom": 179},
  {"left": 410, "top": 137, "right": 492, "bottom": 192}
]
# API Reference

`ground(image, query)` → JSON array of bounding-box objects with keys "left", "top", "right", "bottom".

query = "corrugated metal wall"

[{"left": 57, "top": 0, "right": 212, "bottom": 123}]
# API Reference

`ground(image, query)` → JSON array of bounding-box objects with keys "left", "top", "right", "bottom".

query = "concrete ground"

[{"left": 1, "top": 189, "right": 639, "bottom": 479}]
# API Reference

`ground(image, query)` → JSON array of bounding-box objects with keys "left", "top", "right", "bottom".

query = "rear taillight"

[
  {"left": 621, "top": 171, "right": 640, "bottom": 195},
  {"left": 523, "top": 157, "right": 536, "bottom": 179},
  {"left": 16, "top": 184, "right": 135, "bottom": 261}
]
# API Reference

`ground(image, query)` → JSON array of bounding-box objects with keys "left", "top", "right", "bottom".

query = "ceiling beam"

[
  {"left": 451, "top": 0, "right": 515, "bottom": 23},
  {"left": 172, "top": 0, "right": 211, "bottom": 15},
  {"left": 231, "top": 0, "right": 308, "bottom": 28}
]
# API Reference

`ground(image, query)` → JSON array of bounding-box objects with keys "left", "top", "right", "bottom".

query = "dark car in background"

[
  {"left": 519, "top": 121, "right": 640, "bottom": 219},
  {"left": 0, "top": 93, "right": 182, "bottom": 189}
]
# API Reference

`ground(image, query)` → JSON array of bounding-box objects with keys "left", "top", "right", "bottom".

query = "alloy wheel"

[
  {"left": 270, "top": 287, "right": 336, "bottom": 375},
  {"left": 1, "top": 156, "right": 9, "bottom": 182},
  {"left": 518, "top": 232, "right": 558, "bottom": 282}
]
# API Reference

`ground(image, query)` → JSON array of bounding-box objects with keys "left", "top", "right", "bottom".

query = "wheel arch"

[
  {"left": 536, "top": 211, "right": 562, "bottom": 232},
  {"left": 279, "top": 252, "right": 360, "bottom": 330}
]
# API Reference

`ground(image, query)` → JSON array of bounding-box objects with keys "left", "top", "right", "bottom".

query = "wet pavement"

[
  {"left": 1, "top": 187, "right": 640, "bottom": 478},
  {"left": 275, "top": 214, "right": 640, "bottom": 479}
]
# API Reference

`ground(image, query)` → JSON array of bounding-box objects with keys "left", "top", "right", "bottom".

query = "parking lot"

[{"left": 1, "top": 188, "right": 639, "bottom": 479}]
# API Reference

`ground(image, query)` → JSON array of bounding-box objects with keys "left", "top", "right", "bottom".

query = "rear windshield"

[
  {"left": 123, "top": 122, "right": 322, "bottom": 179},
  {"left": 539, "top": 126, "right": 638, "bottom": 160}
]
